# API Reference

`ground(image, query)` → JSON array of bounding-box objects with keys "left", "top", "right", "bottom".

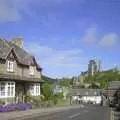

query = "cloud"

[
  {"left": 82, "top": 26, "right": 98, "bottom": 44},
  {"left": 100, "top": 33, "right": 119, "bottom": 48},
  {"left": 82, "top": 26, "right": 119, "bottom": 48},
  {"left": 0, "top": 0, "right": 21, "bottom": 22},
  {"left": 0, "top": 0, "right": 85, "bottom": 22},
  {"left": 25, "top": 43, "right": 88, "bottom": 77},
  {"left": 0, "top": 0, "right": 35, "bottom": 22}
]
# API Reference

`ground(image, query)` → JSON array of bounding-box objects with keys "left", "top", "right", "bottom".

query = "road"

[{"left": 21, "top": 105, "right": 110, "bottom": 120}]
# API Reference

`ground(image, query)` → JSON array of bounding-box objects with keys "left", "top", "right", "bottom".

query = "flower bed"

[{"left": 0, "top": 103, "right": 32, "bottom": 112}]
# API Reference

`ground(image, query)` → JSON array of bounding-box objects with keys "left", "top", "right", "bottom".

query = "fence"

[{"left": 111, "top": 108, "right": 120, "bottom": 120}]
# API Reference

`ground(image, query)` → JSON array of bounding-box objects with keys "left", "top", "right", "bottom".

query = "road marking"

[
  {"left": 69, "top": 113, "right": 81, "bottom": 119},
  {"left": 69, "top": 110, "right": 89, "bottom": 119},
  {"left": 83, "top": 110, "right": 88, "bottom": 113}
]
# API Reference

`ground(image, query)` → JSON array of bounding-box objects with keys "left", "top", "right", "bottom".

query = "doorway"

[{"left": 15, "top": 83, "right": 25, "bottom": 103}]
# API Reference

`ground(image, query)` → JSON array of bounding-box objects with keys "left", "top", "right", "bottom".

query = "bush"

[
  {"left": 26, "top": 95, "right": 43, "bottom": 107},
  {"left": 26, "top": 95, "right": 53, "bottom": 108},
  {"left": 53, "top": 93, "right": 64, "bottom": 105},
  {"left": 0, "top": 100, "right": 5, "bottom": 105}
]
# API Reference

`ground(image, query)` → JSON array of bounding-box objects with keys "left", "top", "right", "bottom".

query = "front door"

[{"left": 15, "top": 84, "right": 25, "bottom": 103}]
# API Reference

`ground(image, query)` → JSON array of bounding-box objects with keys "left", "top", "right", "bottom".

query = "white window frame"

[
  {"left": 0, "top": 81, "right": 15, "bottom": 98},
  {"left": 29, "top": 66, "right": 35, "bottom": 75},
  {"left": 7, "top": 60, "right": 14, "bottom": 72},
  {"left": 28, "top": 83, "right": 40, "bottom": 96},
  {"left": 28, "top": 84, "right": 34, "bottom": 95}
]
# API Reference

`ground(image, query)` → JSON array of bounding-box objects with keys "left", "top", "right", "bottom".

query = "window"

[
  {"left": 7, "top": 61, "right": 14, "bottom": 72},
  {"left": 29, "top": 84, "right": 34, "bottom": 95},
  {"left": 0, "top": 82, "right": 15, "bottom": 98},
  {"left": 28, "top": 83, "right": 40, "bottom": 96},
  {"left": 35, "top": 84, "right": 40, "bottom": 96},
  {"left": 0, "top": 83, "right": 5, "bottom": 97},
  {"left": 29, "top": 66, "right": 34, "bottom": 75},
  {"left": 7, "top": 82, "right": 15, "bottom": 97}
]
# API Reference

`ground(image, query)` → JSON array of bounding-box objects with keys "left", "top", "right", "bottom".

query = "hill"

[{"left": 41, "top": 75, "right": 57, "bottom": 84}]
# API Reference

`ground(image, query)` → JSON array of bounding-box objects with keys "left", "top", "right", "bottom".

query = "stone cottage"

[{"left": 0, "top": 37, "right": 43, "bottom": 104}]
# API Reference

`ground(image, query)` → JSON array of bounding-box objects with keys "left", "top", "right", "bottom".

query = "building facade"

[
  {"left": 68, "top": 88, "right": 102, "bottom": 104},
  {"left": 0, "top": 38, "right": 43, "bottom": 104}
]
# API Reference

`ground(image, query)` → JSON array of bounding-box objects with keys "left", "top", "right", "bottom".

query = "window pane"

[
  {"left": 11, "top": 87, "right": 14, "bottom": 96},
  {"left": 1, "top": 83, "right": 5, "bottom": 86},
  {"left": 8, "top": 87, "right": 11, "bottom": 96},
  {"left": 29, "top": 85, "right": 34, "bottom": 95},
  {"left": 11, "top": 83, "right": 14, "bottom": 85},
  {"left": 1, "top": 86, "right": 5, "bottom": 96},
  {"left": 7, "top": 61, "right": 14, "bottom": 72}
]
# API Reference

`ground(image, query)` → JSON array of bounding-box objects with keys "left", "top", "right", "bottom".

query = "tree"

[
  {"left": 42, "top": 83, "right": 53, "bottom": 101},
  {"left": 84, "top": 69, "right": 120, "bottom": 88},
  {"left": 59, "top": 78, "right": 70, "bottom": 87}
]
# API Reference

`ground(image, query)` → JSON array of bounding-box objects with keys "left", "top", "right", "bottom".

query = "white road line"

[
  {"left": 69, "top": 113, "right": 81, "bottom": 119},
  {"left": 83, "top": 110, "right": 88, "bottom": 113},
  {"left": 69, "top": 106, "right": 94, "bottom": 119}
]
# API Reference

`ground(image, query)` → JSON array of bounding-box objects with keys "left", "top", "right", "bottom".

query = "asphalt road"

[{"left": 21, "top": 105, "right": 110, "bottom": 120}]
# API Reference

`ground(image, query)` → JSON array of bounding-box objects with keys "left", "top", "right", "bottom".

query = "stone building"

[
  {"left": 0, "top": 38, "right": 43, "bottom": 104},
  {"left": 88, "top": 60, "right": 98, "bottom": 76}
]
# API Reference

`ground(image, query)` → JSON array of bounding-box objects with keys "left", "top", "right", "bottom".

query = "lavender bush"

[{"left": 0, "top": 103, "right": 32, "bottom": 112}]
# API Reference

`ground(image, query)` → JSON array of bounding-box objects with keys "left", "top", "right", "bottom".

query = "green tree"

[
  {"left": 59, "top": 78, "right": 70, "bottom": 87},
  {"left": 42, "top": 83, "right": 53, "bottom": 101},
  {"left": 84, "top": 69, "right": 120, "bottom": 88}
]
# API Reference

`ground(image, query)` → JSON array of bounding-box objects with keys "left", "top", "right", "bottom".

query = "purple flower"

[{"left": 0, "top": 103, "right": 32, "bottom": 112}]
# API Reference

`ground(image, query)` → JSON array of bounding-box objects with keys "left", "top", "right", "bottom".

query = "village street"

[{"left": 18, "top": 105, "right": 110, "bottom": 120}]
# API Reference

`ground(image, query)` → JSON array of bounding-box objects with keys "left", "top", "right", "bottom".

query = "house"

[
  {"left": 78, "top": 89, "right": 102, "bottom": 104},
  {"left": 0, "top": 37, "right": 43, "bottom": 104},
  {"left": 68, "top": 89, "right": 102, "bottom": 104},
  {"left": 104, "top": 81, "right": 120, "bottom": 104}
]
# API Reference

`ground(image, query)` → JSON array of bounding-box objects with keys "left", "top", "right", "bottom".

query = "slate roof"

[
  {"left": 0, "top": 39, "right": 10, "bottom": 59},
  {"left": 68, "top": 88, "right": 102, "bottom": 96},
  {"left": 0, "top": 39, "right": 42, "bottom": 71}
]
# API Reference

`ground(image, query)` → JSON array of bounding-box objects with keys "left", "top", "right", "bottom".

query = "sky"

[{"left": 0, "top": 0, "right": 120, "bottom": 78}]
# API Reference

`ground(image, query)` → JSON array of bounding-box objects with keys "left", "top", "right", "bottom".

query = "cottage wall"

[
  {"left": 0, "top": 98, "right": 15, "bottom": 104},
  {"left": 0, "top": 59, "right": 41, "bottom": 79},
  {"left": 34, "top": 68, "right": 41, "bottom": 79}
]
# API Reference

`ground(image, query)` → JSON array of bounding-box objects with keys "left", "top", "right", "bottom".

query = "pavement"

[{"left": 0, "top": 105, "right": 84, "bottom": 120}]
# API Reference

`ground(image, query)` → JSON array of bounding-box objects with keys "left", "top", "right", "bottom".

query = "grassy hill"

[{"left": 41, "top": 75, "right": 57, "bottom": 84}]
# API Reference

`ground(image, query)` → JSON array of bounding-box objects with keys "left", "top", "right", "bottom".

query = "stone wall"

[{"left": 0, "top": 97, "right": 15, "bottom": 104}]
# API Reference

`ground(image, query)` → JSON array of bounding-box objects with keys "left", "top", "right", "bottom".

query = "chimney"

[{"left": 10, "top": 36, "right": 24, "bottom": 48}]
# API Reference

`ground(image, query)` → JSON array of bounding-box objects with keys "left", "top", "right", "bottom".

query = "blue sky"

[{"left": 0, "top": 0, "right": 120, "bottom": 78}]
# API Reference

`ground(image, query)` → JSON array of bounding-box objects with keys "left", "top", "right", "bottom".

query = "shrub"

[
  {"left": 26, "top": 95, "right": 46, "bottom": 108},
  {"left": 0, "top": 100, "right": 5, "bottom": 105},
  {"left": 52, "top": 93, "right": 64, "bottom": 105}
]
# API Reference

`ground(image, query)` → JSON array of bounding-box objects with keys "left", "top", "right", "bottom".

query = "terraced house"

[{"left": 0, "top": 37, "right": 43, "bottom": 104}]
